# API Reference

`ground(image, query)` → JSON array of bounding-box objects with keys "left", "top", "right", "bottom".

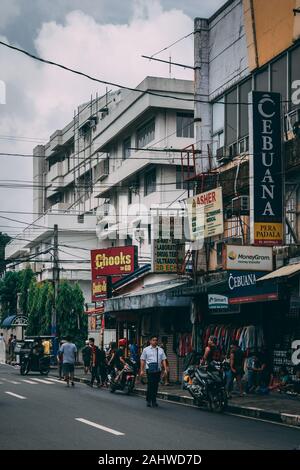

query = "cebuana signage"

[
  {"left": 227, "top": 271, "right": 278, "bottom": 304},
  {"left": 224, "top": 245, "right": 273, "bottom": 271},
  {"left": 249, "top": 91, "right": 283, "bottom": 246}
]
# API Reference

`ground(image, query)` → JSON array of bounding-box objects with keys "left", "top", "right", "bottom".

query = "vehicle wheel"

[
  {"left": 208, "top": 391, "right": 227, "bottom": 413},
  {"left": 125, "top": 381, "right": 134, "bottom": 395},
  {"left": 20, "top": 364, "right": 26, "bottom": 376},
  {"left": 40, "top": 369, "right": 49, "bottom": 376},
  {"left": 109, "top": 383, "right": 116, "bottom": 393}
]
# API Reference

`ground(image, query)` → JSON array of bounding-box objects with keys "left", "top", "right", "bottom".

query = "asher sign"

[
  {"left": 187, "top": 187, "right": 224, "bottom": 240},
  {"left": 224, "top": 245, "right": 273, "bottom": 271},
  {"left": 249, "top": 91, "right": 283, "bottom": 246}
]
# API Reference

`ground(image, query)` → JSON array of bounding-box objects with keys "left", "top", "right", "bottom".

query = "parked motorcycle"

[
  {"left": 183, "top": 361, "right": 228, "bottom": 413},
  {"left": 108, "top": 358, "right": 137, "bottom": 395}
]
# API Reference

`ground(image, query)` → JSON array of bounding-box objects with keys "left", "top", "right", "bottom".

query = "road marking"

[
  {"left": 5, "top": 391, "right": 27, "bottom": 400},
  {"left": 30, "top": 378, "right": 54, "bottom": 384},
  {"left": 21, "top": 379, "right": 39, "bottom": 384},
  {"left": 6, "top": 380, "right": 20, "bottom": 384},
  {"left": 75, "top": 418, "right": 125, "bottom": 436},
  {"left": 46, "top": 378, "right": 63, "bottom": 383}
]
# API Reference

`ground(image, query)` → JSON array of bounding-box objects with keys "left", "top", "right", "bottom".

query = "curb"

[{"left": 50, "top": 374, "right": 300, "bottom": 428}]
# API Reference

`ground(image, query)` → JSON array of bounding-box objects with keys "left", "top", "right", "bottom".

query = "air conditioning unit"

[
  {"left": 33, "top": 262, "right": 43, "bottom": 273},
  {"left": 97, "top": 158, "right": 109, "bottom": 180},
  {"left": 216, "top": 146, "right": 231, "bottom": 162},
  {"left": 231, "top": 196, "right": 250, "bottom": 215}
]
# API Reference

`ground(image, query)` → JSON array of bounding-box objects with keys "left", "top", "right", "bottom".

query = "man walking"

[
  {"left": 0, "top": 332, "right": 6, "bottom": 364},
  {"left": 59, "top": 336, "right": 77, "bottom": 387},
  {"left": 82, "top": 340, "right": 92, "bottom": 374},
  {"left": 140, "top": 335, "right": 167, "bottom": 408},
  {"left": 87, "top": 337, "right": 106, "bottom": 388}
]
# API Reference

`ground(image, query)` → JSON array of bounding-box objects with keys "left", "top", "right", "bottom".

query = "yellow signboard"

[{"left": 254, "top": 223, "right": 283, "bottom": 245}]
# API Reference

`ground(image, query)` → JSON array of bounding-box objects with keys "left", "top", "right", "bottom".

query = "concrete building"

[{"left": 5, "top": 77, "right": 195, "bottom": 306}]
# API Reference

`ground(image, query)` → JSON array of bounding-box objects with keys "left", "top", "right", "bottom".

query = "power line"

[{"left": 147, "top": 31, "right": 194, "bottom": 58}]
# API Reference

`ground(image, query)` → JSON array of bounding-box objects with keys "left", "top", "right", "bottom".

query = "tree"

[
  {"left": 0, "top": 271, "right": 21, "bottom": 320},
  {"left": 41, "top": 282, "right": 54, "bottom": 335},
  {"left": 56, "top": 281, "right": 87, "bottom": 347},
  {"left": 19, "top": 268, "right": 35, "bottom": 315},
  {"left": 0, "top": 232, "right": 11, "bottom": 277},
  {"left": 26, "top": 279, "right": 41, "bottom": 336}
]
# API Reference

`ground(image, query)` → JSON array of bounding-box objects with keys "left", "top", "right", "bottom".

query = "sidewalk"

[{"left": 51, "top": 366, "right": 300, "bottom": 427}]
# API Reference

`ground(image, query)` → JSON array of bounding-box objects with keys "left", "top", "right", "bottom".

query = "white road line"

[
  {"left": 46, "top": 378, "right": 63, "bottom": 383},
  {"left": 21, "top": 379, "right": 39, "bottom": 385},
  {"left": 30, "top": 378, "right": 54, "bottom": 384},
  {"left": 75, "top": 418, "right": 125, "bottom": 436},
  {"left": 6, "top": 380, "right": 21, "bottom": 385},
  {"left": 5, "top": 391, "right": 27, "bottom": 400}
]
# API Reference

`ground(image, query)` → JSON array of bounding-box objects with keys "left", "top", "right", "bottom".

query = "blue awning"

[{"left": 1, "top": 315, "right": 17, "bottom": 328}]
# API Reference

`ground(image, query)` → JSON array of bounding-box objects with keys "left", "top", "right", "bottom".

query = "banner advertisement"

[
  {"left": 227, "top": 271, "right": 278, "bottom": 304},
  {"left": 91, "top": 277, "right": 107, "bottom": 302},
  {"left": 224, "top": 245, "right": 273, "bottom": 271},
  {"left": 91, "top": 246, "right": 137, "bottom": 278},
  {"left": 187, "top": 187, "right": 224, "bottom": 240},
  {"left": 152, "top": 216, "right": 185, "bottom": 273},
  {"left": 249, "top": 91, "right": 283, "bottom": 246}
]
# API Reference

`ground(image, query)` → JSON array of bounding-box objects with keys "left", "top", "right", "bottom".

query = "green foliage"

[
  {"left": 0, "top": 271, "right": 21, "bottom": 320},
  {"left": 19, "top": 268, "right": 35, "bottom": 315},
  {"left": 0, "top": 232, "right": 11, "bottom": 276}
]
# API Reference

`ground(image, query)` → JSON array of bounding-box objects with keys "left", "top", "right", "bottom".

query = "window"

[
  {"left": 225, "top": 88, "right": 238, "bottom": 146},
  {"left": 176, "top": 166, "right": 189, "bottom": 190},
  {"left": 176, "top": 113, "right": 194, "bottom": 138},
  {"left": 291, "top": 46, "right": 300, "bottom": 109},
  {"left": 137, "top": 119, "right": 155, "bottom": 148},
  {"left": 144, "top": 168, "right": 156, "bottom": 196},
  {"left": 122, "top": 137, "right": 131, "bottom": 160},
  {"left": 255, "top": 68, "right": 269, "bottom": 91},
  {"left": 212, "top": 99, "right": 225, "bottom": 157},
  {"left": 271, "top": 55, "right": 287, "bottom": 103},
  {"left": 239, "top": 79, "right": 252, "bottom": 138}
]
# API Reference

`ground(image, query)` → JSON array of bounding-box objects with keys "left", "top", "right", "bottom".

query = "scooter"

[
  {"left": 108, "top": 359, "right": 137, "bottom": 395},
  {"left": 183, "top": 361, "right": 228, "bottom": 413}
]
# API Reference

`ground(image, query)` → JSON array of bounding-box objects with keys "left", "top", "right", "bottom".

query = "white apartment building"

[{"left": 5, "top": 77, "right": 194, "bottom": 302}]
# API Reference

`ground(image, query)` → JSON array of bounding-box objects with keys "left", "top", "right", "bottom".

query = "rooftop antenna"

[{"left": 169, "top": 55, "right": 172, "bottom": 79}]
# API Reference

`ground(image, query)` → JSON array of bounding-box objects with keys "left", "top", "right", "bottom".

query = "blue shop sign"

[{"left": 227, "top": 271, "right": 278, "bottom": 304}]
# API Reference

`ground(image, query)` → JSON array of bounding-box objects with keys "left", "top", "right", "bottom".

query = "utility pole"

[{"left": 51, "top": 224, "right": 59, "bottom": 336}]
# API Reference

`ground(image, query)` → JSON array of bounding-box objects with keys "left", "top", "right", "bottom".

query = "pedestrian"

[
  {"left": 160, "top": 337, "right": 170, "bottom": 386},
  {"left": 226, "top": 340, "right": 245, "bottom": 397},
  {"left": 59, "top": 335, "right": 77, "bottom": 387},
  {"left": 0, "top": 332, "right": 6, "bottom": 364},
  {"left": 87, "top": 338, "right": 107, "bottom": 388},
  {"left": 7, "top": 333, "right": 13, "bottom": 364},
  {"left": 110, "top": 339, "right": 127, "bottom": 383},
  {"left": 57, "top": 341, "right": 64, "bottom": 380},
  {"left": 140, "top": 335, "right": 167, "bottom": 408},
  {"left": 82, "top": 340, "right": 92, "bottom": 374},
  {"left": 201, "top": 336, "right": 220, "bottom": 365}
]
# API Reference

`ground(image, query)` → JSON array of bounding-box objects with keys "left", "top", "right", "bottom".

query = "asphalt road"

[{"left": 0, "top": 364, "right": 299, "bottom": 450}]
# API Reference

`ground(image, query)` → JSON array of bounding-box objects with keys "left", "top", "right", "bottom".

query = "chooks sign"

[
  {"left": 249, "top": 91, "right": 283, "bottom": 246},
  {"left": 91, "top": 246, "right": 137, "bottom": 277}
]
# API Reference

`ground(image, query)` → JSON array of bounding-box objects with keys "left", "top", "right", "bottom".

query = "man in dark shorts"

[
  {"left": 59, "top": 336, "right": 77, "bottom": 387},
  {"left": 227, "top": 340, "right": 245, "bottom": 397},
  {"left": 112, "top": 339, "right": 127, "bottom": 383}
]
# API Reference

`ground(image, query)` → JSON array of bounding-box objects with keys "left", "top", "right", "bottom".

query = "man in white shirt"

[{"left": 140, "top": 335, "right": 167, "bottom": 407}]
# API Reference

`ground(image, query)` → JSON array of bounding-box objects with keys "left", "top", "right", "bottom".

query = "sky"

[{"left": 0, "top": 0, "right": 224, "bottom": 236}]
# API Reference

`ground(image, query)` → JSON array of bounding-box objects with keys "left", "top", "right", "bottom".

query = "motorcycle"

[
  {"left": 183, "top": 361, "right": 228, "bottom": 413},
  {"left": 108, "top": 359, "right": 137, "bottom": 395}
]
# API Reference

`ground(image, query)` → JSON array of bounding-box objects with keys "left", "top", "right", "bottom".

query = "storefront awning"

[
  {"left": 1, "top": 315, "right": 28, "bottom": 328},
  {"left": 104, "top": 279, "right": 191, "bottom": 314},
  {"left": 257, "top": 263, "right": 300, "bottom": 282}
]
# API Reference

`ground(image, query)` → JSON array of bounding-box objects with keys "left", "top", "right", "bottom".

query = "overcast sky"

[{"left": 0, "top": 0, "right": 224, "bottom": 235}]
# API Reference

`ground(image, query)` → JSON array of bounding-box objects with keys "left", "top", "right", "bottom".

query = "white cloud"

[{"left": 0, "top": 1, "right": 194, "bottom": 233}]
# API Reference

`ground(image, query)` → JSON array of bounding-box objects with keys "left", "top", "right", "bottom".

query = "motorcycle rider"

[
  {"left": 110, "top": 339, "right": 127, "bottom": 383},
  {"left": 201, "top": 336, "right": 220, "bottom": 366}
]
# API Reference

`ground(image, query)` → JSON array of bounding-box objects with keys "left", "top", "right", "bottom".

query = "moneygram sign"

[
  {"left": 224, "top": 245, "right": 273, "bottom": 272},
  {"left": 91, "top": 246, "right": 137, "bottom": 277},
  {"left": 249, "top": 91, "right": 283, "bottom": 246}
]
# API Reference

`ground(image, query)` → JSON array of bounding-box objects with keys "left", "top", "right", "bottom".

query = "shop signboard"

[
  {"left": 91, "top": 246, "right": 137, "bottom": 278},
  {"left": 224, "top": 245, "right": 273, "bottom": 272},
  {"left": 91, "top": 277, "right": 107, "bottom": 302},
  {"left": 152, "top": 216, "right": 185, "bottom": 273},
  {"left": 208, "top": 294, "right": 240, "bottom": 314},
  {"left": 186, "top": 187, "right": 224, "bottom": 240},
  {"left": 249, "top": 91, "right": 283, "bottom": 246},
  {"left": 227, "top": 270, "right": 278, "bottom": 304}
]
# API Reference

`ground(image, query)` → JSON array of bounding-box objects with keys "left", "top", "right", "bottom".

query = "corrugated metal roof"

[{"left": 257, "top": 263, "right": 300, "bottom": 282}]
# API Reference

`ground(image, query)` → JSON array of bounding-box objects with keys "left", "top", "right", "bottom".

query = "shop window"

[
  {"left": 137, "top": 119, "right": 155, "bottom": 148},
  {"left": 176, "top": 113, "right": 194, "bottom": 138},
  {"left": 225, "top": 88, "right": 238, "bottom": 146},
  {"left": 122, "top": 136, "right": 131, "bottom": 160},
  {"left": 239, "top": 78, "right": 252, "bottom": 139},
  {"left": 144, "top": 168, "right": 156, "bottom": 196},
  {"left": 255, "top": 67, "right": 269, "bottom": 92}
]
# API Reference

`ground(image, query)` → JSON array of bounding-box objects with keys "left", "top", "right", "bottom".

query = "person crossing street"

[
  {"left": 59, "top": 336, "right": 77, "bottom": 387},
  {"left": 140, "top": 335, "right": 167, "bottom": 408}
]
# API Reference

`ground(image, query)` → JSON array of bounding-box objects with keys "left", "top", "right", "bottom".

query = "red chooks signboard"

[
  {"left": 91, "top": 246, "right": 137, "bottom": 278},
  {"left": 91, "top": 277, "right": 107, "bottom": 302}
]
